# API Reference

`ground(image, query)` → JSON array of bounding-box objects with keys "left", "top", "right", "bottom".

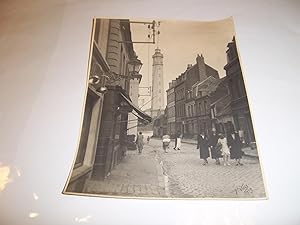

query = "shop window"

[{"left": 75, "top": 93, "right": 96, "bottom": 168}]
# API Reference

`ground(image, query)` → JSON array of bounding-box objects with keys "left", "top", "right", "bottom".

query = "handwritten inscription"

[{"left": 234, "top": 184, "right": 253, "bottom": 195}]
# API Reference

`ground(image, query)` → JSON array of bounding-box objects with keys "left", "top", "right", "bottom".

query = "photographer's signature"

[{"left": 234, "top": 184, "right": 253, "bottom": 195}]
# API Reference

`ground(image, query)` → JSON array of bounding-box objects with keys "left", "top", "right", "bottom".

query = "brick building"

[
  {"left": 191, "top": 76, "right": 220, "bottom": 136},
  {"left": 174, "top": 73, "right": 186, "bottom": 135},
  {"left": 224, "top": 37, "right": 255, "bottom": 144},
  {"left": 173, "top": 54, "right": 219, "bottom": 137}
]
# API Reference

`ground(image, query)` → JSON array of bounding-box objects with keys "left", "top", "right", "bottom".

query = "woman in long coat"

[
  {"left": 208, "top": 128, "right": 222, "bottom": 165},
  {"left": 227, "top": 131, "right": 243, "bottom": 165},
  {"left": 197, "top": 132, "right": 210, "bottom": 165}
]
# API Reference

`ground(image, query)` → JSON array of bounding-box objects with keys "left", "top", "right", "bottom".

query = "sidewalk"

[
  {"left": 180, "top": 138, "right": 259, "bottom": 158},
  {"left": 83, "top": 146, "right": 167, "bottom": 198}
]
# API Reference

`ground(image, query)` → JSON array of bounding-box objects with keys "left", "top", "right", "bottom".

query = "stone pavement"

[
  {"left": 156, "top": 138, "right": 266, "bottom": 198},
  {"left": 84, "top": 138, "right": 266, "bottom": 199},
  {"left": 84, "top": 144, "right": 167, "bottom": 198}
]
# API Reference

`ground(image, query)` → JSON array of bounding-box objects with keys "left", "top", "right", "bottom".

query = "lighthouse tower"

[{"left": 151, "top": 48, "right": 164, "bottom": 118}]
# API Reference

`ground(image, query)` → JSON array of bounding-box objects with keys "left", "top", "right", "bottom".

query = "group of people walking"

[
  {"left": 197, "top": 128, "right": 244, "bottom": 166},
  {"left": 135, "top": 129, "right": 244, "bottom": 167}
]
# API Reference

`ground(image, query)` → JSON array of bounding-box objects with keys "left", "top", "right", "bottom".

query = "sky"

[{"left": 130, "top": 18, "right": 235, "bottom": 110}]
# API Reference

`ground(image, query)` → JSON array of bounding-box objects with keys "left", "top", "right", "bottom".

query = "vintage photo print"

[{"left": 63, "top": 17, "right": 267, "bottom": 199}]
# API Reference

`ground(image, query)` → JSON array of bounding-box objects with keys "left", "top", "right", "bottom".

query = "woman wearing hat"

[{"left": 227, "top": 130, "right": 244, "bottom": 166}]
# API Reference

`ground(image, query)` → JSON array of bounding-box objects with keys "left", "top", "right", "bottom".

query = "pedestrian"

[
  {"left": 174, "top": 132, "right": 182, "bottom": 151},
  {"left": 162, "top": 134, "right": 171, "bottom": 153},
  {"left": 173, "top": 131, "right": 179, "bottom": 150},
  {"left": 197, "top": 131, "right": 210, "bottom": 165},
  {"left": 147, "top": 136, "right": 150, "bottom": 144},
  {"left": 208, "top": 128, "right": 221, "bottom": 165},
  {"left": 173, "top": 131, "right": 180, "bottom": 150},
  {"left": 227, "top": 130, "right": 244, "bottom": 166},
  {"left": 136, "top": 131, "right": 144, "bottom": 154},
  {"left": 217, "top": 133, "right": 231, "bottom": 166}
]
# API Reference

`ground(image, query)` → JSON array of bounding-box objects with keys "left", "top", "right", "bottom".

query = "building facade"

[
  {"left": 151, "top": 48, "right": 164, "bottom": 118},
  {"left": 66, "top": 19, "right": 151, "bottom": 193},
  {"left": 174, "top": 73, "right": 186, "bottom": 135},
  {"left": 210, "top": 77, "right": 235, "bottom": 136},
  {"left": 166, "top": 80, "right": 176, "bottom": 138},
  {"left": 224, "top": 37, "right": 255, "bottom": 144},
  {"left": 173, "top": 54, "right": 219, "bottom": 137},
  {"left": 193, "top": 76, "right": 219, "bottom": 136},
  {"left": 153, "top": 112, "right": 167, "bottom": 137}
]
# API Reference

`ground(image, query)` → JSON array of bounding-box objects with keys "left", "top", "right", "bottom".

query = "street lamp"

[
  {"left": 127, "top": 54, "right": 142, "bottom": 76},
  {"left": 89, "top": 54, "right": 143, "bottom": 91},
  {"left": 117, "top": 55, "right": 142, "bottom": 113}
]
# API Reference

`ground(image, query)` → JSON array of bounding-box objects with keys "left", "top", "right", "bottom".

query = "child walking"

[
  {"left": 162, "top": 134, "right": 171, "bottom": 153},
  {"left": 217, "top": 133, "right": 231, "bottom": 166}
]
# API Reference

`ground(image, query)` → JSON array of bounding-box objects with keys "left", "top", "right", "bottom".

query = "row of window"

[
  {"left": 187, "top": 86, "right": 204, "bottom": 100},
  {"left": 167, "top": 106, "right": 175, "bottom": 118},
  {"left": 176, "top": 100, "right": 209, "bottom": 118},
  {"left": 167, "top": 92, "right": 175, "bottom": 103},
  {"left": 185, "top": 101, "right": 209, "bottom": 117},
  {"left": 186, "top": 104, "right": 195, "bottom": 117},
  {"left": 184, "top": 120, "right": 208, "bottom": 136},
  {"left": 176, "top": 104, "right": 185, "bottom": 117},
  {"left": 175, "top": 88, "right": 185, "bottom": 101}
]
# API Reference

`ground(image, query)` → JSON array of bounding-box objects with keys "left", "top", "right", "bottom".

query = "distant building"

[
  {"left": 151, "top": 48, "right": 165, "bottom": 118},
  {"left": 192, "top": 76, "right": 220, "bottom": 136},
  {"left": 224, "top": 37, "right": 255, "bottom": 144},
  {"left": 174, "top": 54, "right": 219, "bottom": 137},
  {"left": 166, "top": 80, "right": 176, "bottom": 138},
  {"left": 153, "top": 112, "right": 167, "bottom": 137},
  {"left": 174, "top": 73, "right": 186, "bottom": 135}
]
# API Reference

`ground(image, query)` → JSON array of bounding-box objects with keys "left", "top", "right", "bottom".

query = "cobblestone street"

[
  {"left": 84, "top": 138, "right": 266, "bottom": 199},
  {"left": 155, "top": 139, "right": 266, "bottom": 198}
]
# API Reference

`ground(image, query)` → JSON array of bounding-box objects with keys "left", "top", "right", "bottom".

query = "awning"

[{"left": 120, "top": 92, "right": 152, "bottom": 124}]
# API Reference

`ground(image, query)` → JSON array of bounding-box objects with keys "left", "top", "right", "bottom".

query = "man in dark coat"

[
  {"left": 197, "top": 131, "right": 210, "bottom": 165},
  {"left": 208, "top": 128, "right": 221, "bottom": 165},
  {"left": 227, "top": 130, "right": 243, "bottom": 166}
]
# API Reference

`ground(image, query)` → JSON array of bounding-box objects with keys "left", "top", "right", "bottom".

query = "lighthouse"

[{"left": 151, "top": 48, "right": 164, "bottom": 118}]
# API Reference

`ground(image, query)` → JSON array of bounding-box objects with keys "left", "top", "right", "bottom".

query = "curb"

[{"left": 243, "top": 153, "right": 259, "bottom": 159}]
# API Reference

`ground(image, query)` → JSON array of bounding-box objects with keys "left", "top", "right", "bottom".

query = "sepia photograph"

[{"left": 63, "top": 17, "right": 267, "bottom": 199}]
